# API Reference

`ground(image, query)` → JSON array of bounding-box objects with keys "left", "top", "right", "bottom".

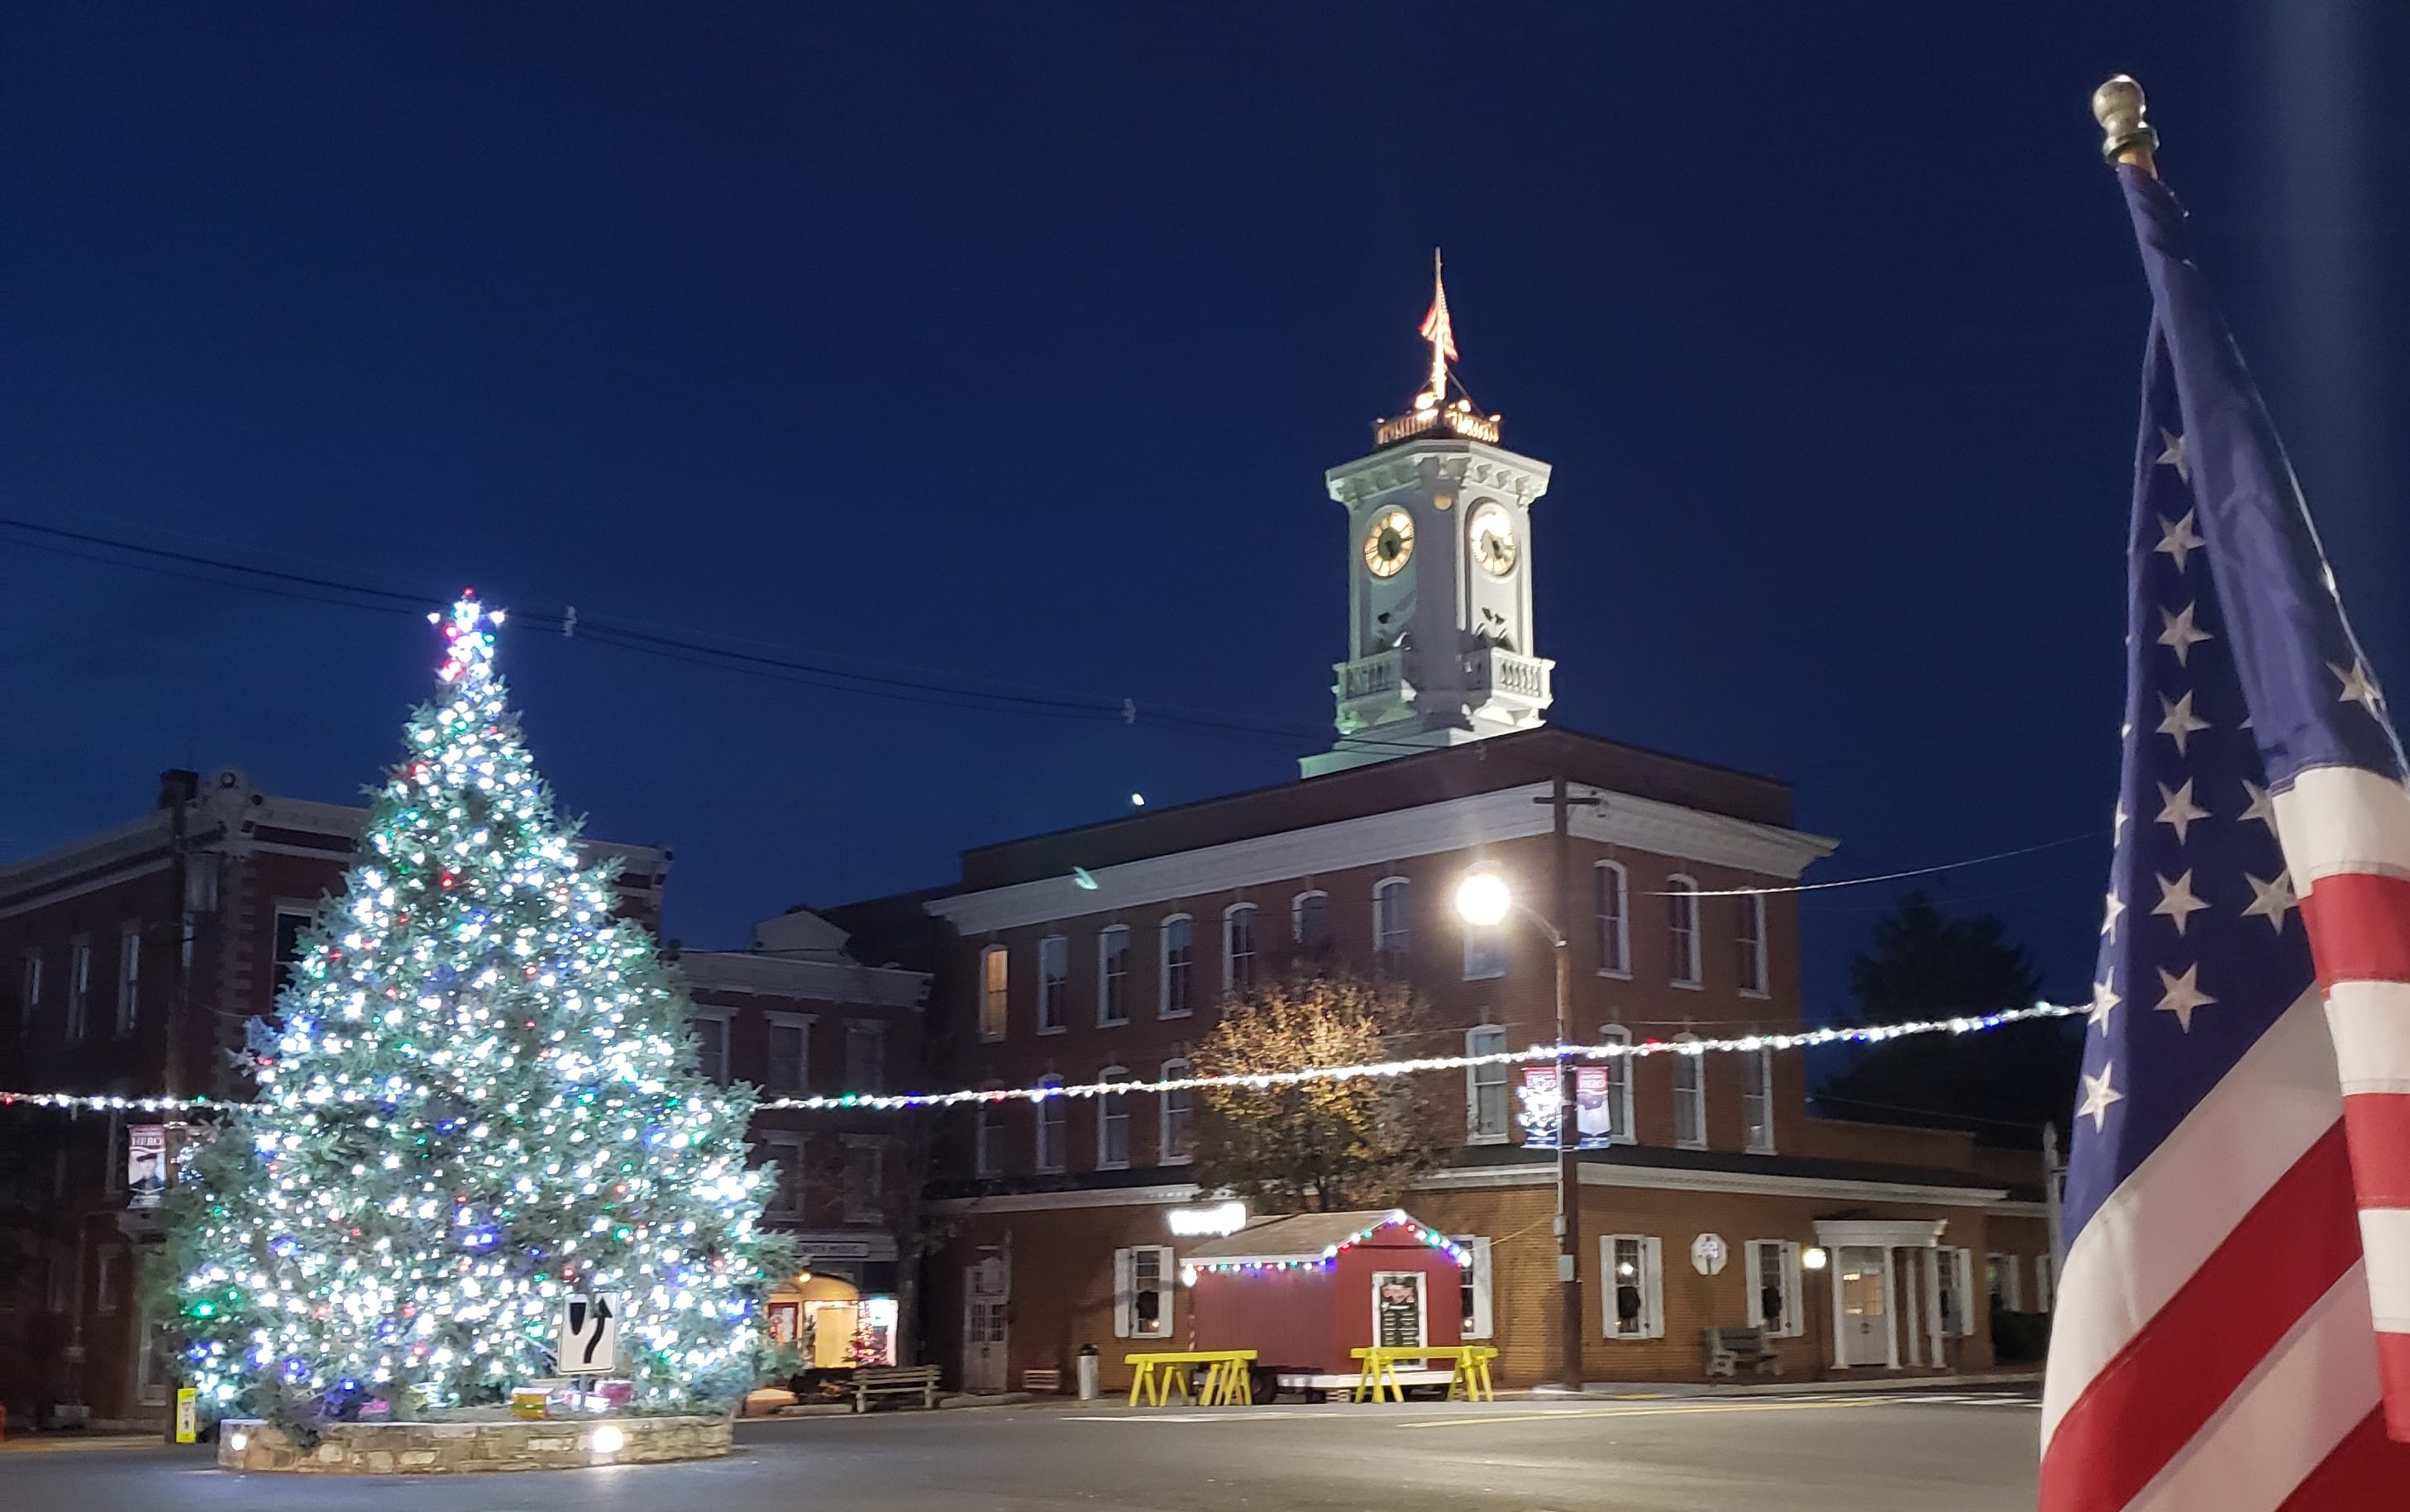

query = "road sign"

[{"left": 558, "top": 1294, "right": 623, "bottom": 1374}]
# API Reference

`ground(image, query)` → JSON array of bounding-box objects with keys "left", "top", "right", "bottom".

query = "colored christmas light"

[{"left": 158, "top": 594, "right": 785, "bottom": 1425}]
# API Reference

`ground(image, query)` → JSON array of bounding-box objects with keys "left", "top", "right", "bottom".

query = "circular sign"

[{"left": 1690, "top": 1233, "right": 1730, "bottom": 1276}]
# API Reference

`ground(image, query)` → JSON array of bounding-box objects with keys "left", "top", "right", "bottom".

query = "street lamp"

[
  {"left": 1454, "top": 862, "right": 1582, "bottom": 1391},
  {"left": 1802, "top": 1247, "right": 1830, "bottom": 1381}
]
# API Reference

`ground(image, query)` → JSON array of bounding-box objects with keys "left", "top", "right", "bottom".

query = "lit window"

[
  {"left": 1160, "top": 1059, "right": 1193, "bottom": 1165},
  {"left": 1038, "top": 937, "right": 1070, "bottom": 1033},
  {"left": 1737, "top": 892, "right": 1768, "bottom": 995},
  {"left": 1160, "top": 917, "right": 1193, "bottom": 1018},
  {"left": 1667, "top": 877, "right": 1701, "bottom": 986},
  {"left": 1595, "top": 861, "right": 1630, "bottom": 976},
  {"left": 1467, "top": 1027, "right": 1509, "bottom": 1141},
  {"left": 1223, "top": 904, "right": 1257, "bottom": 994},
  {"left": 980, "top": 945, "right": 1009, "bottom": 1040},
  {"left": 1673, "top": 1036, "right": 1706, "bottom": 1147},
  {"left": 1098, "top": 927, "right": 1131, "bottom": 1025},
  {"left": 1097, "top": 1068, "right": 1132, "bottom": 1169},
  {"left": 1455, "top": 1235, "right": 1494, "bottom": 1338}
]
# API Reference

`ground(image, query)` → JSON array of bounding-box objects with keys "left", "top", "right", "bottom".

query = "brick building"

[{"left": 839, "top": 290, "right": 2058, "bottom": 1394}]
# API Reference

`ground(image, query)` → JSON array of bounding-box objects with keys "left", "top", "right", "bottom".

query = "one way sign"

[{"left": 557, "top": 1294, "right": 623, "bottom": 1375}]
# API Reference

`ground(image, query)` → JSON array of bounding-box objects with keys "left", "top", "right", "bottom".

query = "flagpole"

[{"left": 2092, "top": 75, "right": 2159, "bottom": 178}]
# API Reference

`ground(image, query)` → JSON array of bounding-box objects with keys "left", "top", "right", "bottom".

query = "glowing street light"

[{"left": 1453, "top": 866, "right": 1513, "bottom": 928}]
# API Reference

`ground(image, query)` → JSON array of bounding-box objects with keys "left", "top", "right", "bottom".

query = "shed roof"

[{"left": 1181, "top": 1208, "right": 1463, "bottom": 1266}]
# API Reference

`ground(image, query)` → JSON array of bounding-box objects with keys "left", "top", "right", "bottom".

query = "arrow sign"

[{"left": 557, "top": 1293, "right": 623, "bottom": 1375}]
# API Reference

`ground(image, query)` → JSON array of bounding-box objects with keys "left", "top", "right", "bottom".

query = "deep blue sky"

[{"left": 3, "top": 4, "right": 2403, "bottom": 1013}]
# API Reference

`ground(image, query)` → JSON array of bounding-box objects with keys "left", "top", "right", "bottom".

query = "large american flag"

[{"left": 2040, "top": 165, "right": 2410, "bottom": 1505}]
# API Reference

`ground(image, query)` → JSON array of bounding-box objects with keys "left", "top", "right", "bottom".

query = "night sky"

[{"left": 3, "top": 5, "right": 2404, "bottom": 1014}]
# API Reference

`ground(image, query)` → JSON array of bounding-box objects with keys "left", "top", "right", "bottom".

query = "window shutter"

[
  {"left": 1744, "top": 1243, "right": 1767, "bottom": 1329},
  {"left": 1644, "top": 1237, "right": 1666, "bottom": 1338},
  {"left": 1112, "top": 1247, "right": 1133, "bottom": 1338}
]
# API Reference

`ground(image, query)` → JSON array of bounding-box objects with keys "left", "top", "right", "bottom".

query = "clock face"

[
  {"left": 1363, "top": 508, "right": 1415, "bottom": 579},
  {"left": 1469, "top": 505, "right": 1519, "bottom": 576}
]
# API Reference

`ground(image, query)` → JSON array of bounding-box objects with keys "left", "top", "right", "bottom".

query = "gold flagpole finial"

[{"left": 2093, "top": 75, "right": 2159, "bottom": 176}]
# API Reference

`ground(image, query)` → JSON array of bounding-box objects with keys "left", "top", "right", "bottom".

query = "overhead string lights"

[{"left": 3, "top": 1002, "right": 2081, "bottom": 1118}]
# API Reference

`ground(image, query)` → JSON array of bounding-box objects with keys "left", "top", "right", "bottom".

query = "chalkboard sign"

[{"left": 1372, "top": 1271, "right": 1426, "bottom": 1349}]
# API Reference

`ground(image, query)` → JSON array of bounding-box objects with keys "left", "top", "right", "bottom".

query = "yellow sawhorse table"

[
  {"left": 1125, "top": 1349, "right": 1257, "bottom": 1406},
  {"left": 1349, "top": 1345, "right": 1500, "bottom": 1403}
]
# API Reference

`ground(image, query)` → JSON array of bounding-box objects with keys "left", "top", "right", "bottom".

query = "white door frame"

[{"left": 1815, "top": 1219, "right": 1945, "bottom": 1372}]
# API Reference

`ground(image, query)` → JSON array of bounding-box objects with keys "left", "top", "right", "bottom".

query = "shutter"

[
  {"left": 1112, "top": 1247, "right": 1133, "bottom": 1338},
  {"left": 1644, "top": 1237, "right": 1666, "bottom": 1339}
]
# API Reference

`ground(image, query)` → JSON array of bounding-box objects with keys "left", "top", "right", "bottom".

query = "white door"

[
  {"left": 963, "top": 1259, "right": 1009, "bottom": 1393},
  {"left": 1837, "top": 1246, "right": 1890, "bottom": 1368}
]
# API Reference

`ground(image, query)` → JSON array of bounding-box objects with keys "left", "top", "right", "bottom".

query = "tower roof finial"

[
  {"left": 1418, "top": 247, "right": 1457, "bottom": 408},
  {"left": 1373, "top": 249, "right": 1500, "bottom": 447}
]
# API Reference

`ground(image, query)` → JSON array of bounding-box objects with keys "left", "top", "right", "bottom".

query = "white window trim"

[
  {"left": 1595, "top": 860, "right": 1631, "bottom": 979},
  {"left": 1096, "top": 1066, "right": 1133, "bottom": 1171},
  {"left": 763, "top": 1132, "right": 807, "bottom": 1219},
  {"left": 1454, "top": 1234, "right": 1495, "bottom": 1339},
  {"left": 1097, "top": 926, "right": 1132, "bottom": 1027},
  {"left": 1673, "top": 1034, "right": 1707, "bottom": 1149},
  {"left": 1601, "top": 1026, "right": 1637, "bottom": 1145},
  {"left": 1291, "top": 889, "right": 1329, "bottom": 946},
  {"left": 1037, "top": 935, "right": 1071, "bottom": 1036},
  {"left": 1465, "top": 1025, "right": 1510, "bottom": 1144},
  {"left": 979, "top": 944, "right": 1009, "bottom": 1042},
  {"left": 765, "top": 1011, "right": 816, "bottom": 1095},
  {"left": 1944, "top": 1247, "right": 1977, "bottom": 1337},
  {"left": 1034, "top": 1076, "right": 1067, "bottom": 1174},
  {"left": 1743, "top": 1047, "right": 1776, "bottom": 1154},
  {"left": 689, "top": 1007, "right": 733, "bottom": 1085},
  {"left": 1372, "top": 875, "right": 1412, "bottom": 965},
  {"left": 973, "top": 1093, "right": 1004, "bottom": 1178},
  {"left": 1221, "top": 902, "right": 1258, "bottom": 994},
  {"left": 1988, "top": 1252, "right": 2022, "bottom": 1312},
  {"left": 1666, "top": 875, "right": 1702, "bottom": 989},
  {"left": 1737, "top": 891, "right": 1770, "bottom": 998},
  {"left": 1601, "top": 1233, "right": 1665, "bottom": 1339},
  {"left": 1158, "top": 914, "right": 1194, "bottom": 1019},
  {"left": 1744, "top": 1239, "right": 1805, "bottom": 1338},
  {"left": 1159, "top": 1057, "right": 1194, "bottom": 1166},
  {"left": 1114, "top": 1244, "right": 1176, "bottom": 1340},
  {"left": 115, "top": 923, "right": 141, "bottom": 1037}
]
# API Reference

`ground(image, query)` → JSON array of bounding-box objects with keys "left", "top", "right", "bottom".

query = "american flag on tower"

[
  {"left": 1420, "top": 248, "right": 1457, "bottom": 365},
  {"left": 2041, "top": 82, "right": 2410, "bottom": 1508}
]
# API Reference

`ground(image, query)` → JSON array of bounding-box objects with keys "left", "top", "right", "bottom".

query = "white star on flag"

[
  {"left": 2088, "top": 978, "right": 2120, "bottom": 1031},
  {"left": 2154, "top": 779, "right": 2209, "bottom": 844},
  {"left": 2241, "top": 870, "right": 2297, "bottom": 931},
  {"left": 2077, "top": 1062, "right": 2124, "bottom": 1133},
  {"left": 2237, "top": 779, "right": 2277, "bottom": 833},
  {"left": 2102, "top": 890, "right": 2127, "bottom": 942},
  {"left": 2156, "top": 428, "right": 2190, "bottom": 483},
  {"left": 2332, "top": 659, "right": 2384, "bottom": 712},
  {"left": 2153, "top": 962, "right": 2217, "bottom": 1032},
  {"left": 2154, "top": 509, "right": 2204, "bottom": 572},
  {"left": 2113, "top": 800, "right": 2129, "bottom": 843},
  {"left": 2156, "top": 603, "right": 2213, "bottom": 666},
  {"left": 2152, "top": 870, "right": 2211, "bottom": 934},
  {"left": 2156, "top": 690, "right": 2210, "bottom": 755}
]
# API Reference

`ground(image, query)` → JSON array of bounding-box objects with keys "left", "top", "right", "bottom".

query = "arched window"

[
  {"left": 1159, "top": 915, "right": 1193, "bottom": 1018},
  {"left": 1038, "top": 935, "right": 1070, "bottom": 1033},
  {"left": 1666, "top": 875, "right": 1702, "bottom": 987},
  {"left": 1743, "top": 1047, "right": 1775, "bottom": 1153},
  {"left": 1223, "top": 904, "right": 1258, "bottom": 994},
  {"left": 1034, "top": 1076, "right": 1067, "bottom": 1173},
  {"left": 1373, "top": 876, "right": 1411, "bottom": 971},
  {"left": 979, "top": 944, "right": 1009, "bottom": 1040},
  {"left": 1160, "top": 1058, "right": 1194, "bottom": 1166},
  {"left": 1594, "top": 861, "right": 1630, "bottom": 977},
  {"left": 1097, "top": 1066, "right": 1132, "bottom": 1170},
  {"left": 1673, "top": 1034, "right": 1706, "bottom": 1147},
  {"left": 1601, "top": 1024, "right": 1635, "bottom": 1143},
  {"left": 973, "top": 1090, "right": 1003, "bottom": 1177},
  {"left": 1291, "top": 890, "right": 1330, "bottom": 950}
]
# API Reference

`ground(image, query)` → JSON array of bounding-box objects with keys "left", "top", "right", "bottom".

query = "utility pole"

[{"left": 1533, "top": 777, "right": 1600, "bottom": 1391}]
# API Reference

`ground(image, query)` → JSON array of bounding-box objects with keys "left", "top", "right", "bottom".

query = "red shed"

[{"left": 1183, "top": 1209, "right": 1467, "bottom": 1395}]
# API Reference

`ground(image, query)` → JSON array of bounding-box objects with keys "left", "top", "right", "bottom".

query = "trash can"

[{"left": 1076, "top": 1344, "right": 1100, "bottom": 1400}]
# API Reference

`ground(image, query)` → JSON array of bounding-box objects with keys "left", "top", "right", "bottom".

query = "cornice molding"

[{"left": 1325, "top": 438, "right": 1554, "bottom": 511}]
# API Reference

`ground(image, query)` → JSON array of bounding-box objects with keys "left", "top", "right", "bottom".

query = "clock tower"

[{"left": 1302, "top": 253, "right": 1555, "bottom": 777}]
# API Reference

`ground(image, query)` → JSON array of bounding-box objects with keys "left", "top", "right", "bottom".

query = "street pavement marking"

[{"left": 1403, "top": 1397, "right": 1892, "bottom": 1429}]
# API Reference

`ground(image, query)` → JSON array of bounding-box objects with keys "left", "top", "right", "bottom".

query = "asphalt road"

[{"left": 1, "top": 1391, "right": 2040, "bottom": 1511}]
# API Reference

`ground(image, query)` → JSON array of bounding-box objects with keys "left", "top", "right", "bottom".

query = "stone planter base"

[{"left": 215, "top": 1414, "right": 731, "bottom": 1474}]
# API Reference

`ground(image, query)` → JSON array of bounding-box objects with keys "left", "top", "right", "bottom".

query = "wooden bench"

[
  {"left": 851, "top": 1363, "right": 943, "bottom": 1412},
  {"left": 1704, "top": 1326, "right": 1783, "bottom": 1377},
  {"left": 1125, "top": 1350, "right": 1257, "bottom": 1406}
]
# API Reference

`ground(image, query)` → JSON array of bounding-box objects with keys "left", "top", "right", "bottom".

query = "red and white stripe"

[{"left": 2276, "top": 763, "right": 2410, "bottom": 1442}]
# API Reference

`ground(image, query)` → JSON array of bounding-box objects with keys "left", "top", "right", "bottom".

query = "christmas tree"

[{"left": 166, "top": 595, "right": 785, "bottom": 1424}]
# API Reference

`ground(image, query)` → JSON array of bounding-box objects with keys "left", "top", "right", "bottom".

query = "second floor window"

[
  {"left": 1161, "top": 916, "right": 1193, "bottom": 1017},
  {"left": 767, "top": 1018, "right": 810, "bottom": 1093},
  {"left": 693, "top": 1015, "right": 729, "bottom": 1085},
  {"left": 1667, "top": 877, "right": 1702, "bottom": 986},
  {"left": 1373, "top": 877, "right": 1411, "bottom": 970},
  {"left": 115, "top": 926, "right": 141, "bottom": 1036},
  {"left": 1595, "top": 861, "right": 1630, "bottom": 975},
  {"left": 767, "top": 1135, "right": 806, "bottom": 1219},
  {"left": 1161, "top": 1058, "right": 1193, "bottom": 1164},
  {"left": 1035, "top": 1080, "right": 1067, "bottom": 1173},
  {"left": 1673, "top": 1037, "right": 1706, "bottom": 1147},
  {"left": 1098, "top": 927, "right": 1130, "bottom": 1025},
  {"left": 974, "top": 1101, "right": 1002, "bottom": 1177},
  {"left": 1601, "top": 1026, "right": 1635, "bottom": 1142},
  {"left": 1467, "top": 1027, "right": 1509, "bottom": 1141},
  {"left": 1038, "top": 937, "right": 1070, "bottom": 1033},
  {"left": 1737, "top": 893, "right": 1768, "bottom": 995},
  {"left": 1292, "top": 890, "right": 1330, "bottom": 949},
  {"left": 1744, "top": 1047, "right": 1775, "bottom": 1153},
  {"left": 66, "top": 937, "right": 91, "bottom": 1042},
  {"left": 1223, "top": 905, "right": 1257, "bottom": 994},
  {"left": 1098, "top": 1068, "right": 1132, "bottom": 1169},
  {"left": 846, "top": 1021, "right": 885, "bottom": 1093},
  {"left": 18, "top": 950, "right": 41, "bottom": 1037},
  {"left": 980, "top": 945, "right": 1009, "bottom": 1040},
  {"left": 842, "top": 1139, "right": 885, "bottom": 1222}
]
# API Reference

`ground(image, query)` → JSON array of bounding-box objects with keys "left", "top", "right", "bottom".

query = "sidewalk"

[
  {"left": 1574, "top": 1371, "right": 2041, "bottom": 1399},
  {"left": 0, "top": 1433, "right": 170, "bottom": 1453}
]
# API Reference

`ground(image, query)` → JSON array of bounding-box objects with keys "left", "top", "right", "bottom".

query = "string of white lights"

[{"left": 0, "top": 1002, "right": 2081, "bottom": 1117}]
